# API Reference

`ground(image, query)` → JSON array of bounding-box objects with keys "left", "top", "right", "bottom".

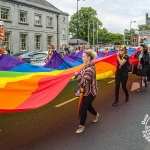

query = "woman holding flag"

[
  {"left": 112, "top": 45, "right": 129, "bottom": 106},
  {"left": 74, "top": 50, "right": 99, "bottom": 134}
]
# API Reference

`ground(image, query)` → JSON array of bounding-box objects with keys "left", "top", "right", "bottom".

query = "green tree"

[
  {"left": 98, "top": 28, "right": 108, "bottom": 44},
  {"left": 138, "top": 24, "right": 150, "bottom": 30},
  {"left": 124, "top": 28, "right": 138, "bottom": 41},
  {"left": 69, "top": 7, "right": 102, "bottom": 44}
]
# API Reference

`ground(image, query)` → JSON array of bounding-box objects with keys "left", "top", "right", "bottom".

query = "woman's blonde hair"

[{"left": 84, "top": 50, "right": 96, "bottom": 60}]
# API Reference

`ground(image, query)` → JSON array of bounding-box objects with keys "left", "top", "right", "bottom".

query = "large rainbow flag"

[{"left": 0, "top": 48, "right": 138, "bottom": 113}]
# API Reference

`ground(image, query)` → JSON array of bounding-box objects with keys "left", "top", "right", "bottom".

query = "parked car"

[
  {"left": 12, "top": 51, "right": 38, "bottom": 63},
  {"left": 30, "top": 51, "right": 48, "bottom": 66},
  {"left": 99, "top": 48, "right": 106, "bottom": 52}
]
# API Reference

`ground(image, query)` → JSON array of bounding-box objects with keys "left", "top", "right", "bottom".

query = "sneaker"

[
  {"left": 93, "top": 112, "right": 99, "bottom": 123},
  {"left": 75, "top": 93, "right": 80, "bottom": 97},
  {"left": 76, "top": 125, "right": 85, "bottom": 134},
  {"left": 112, "top": 101, "right": 119, "bottom": 106}
]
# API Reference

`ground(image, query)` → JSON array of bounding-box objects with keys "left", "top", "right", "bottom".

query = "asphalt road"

[{"left": 0, "top": 74, "right": 150, "bottom": 150}]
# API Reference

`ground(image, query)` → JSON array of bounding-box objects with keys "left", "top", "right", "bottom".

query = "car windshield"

[
  {"left": 32, "top": 53, "right": 47, "bottom": 59},
  {"left": 21, "top": 51, "right": 37, "bottom": 57},
  {"left": 12, "top": 52, "right": 25, "bottom": 57}
]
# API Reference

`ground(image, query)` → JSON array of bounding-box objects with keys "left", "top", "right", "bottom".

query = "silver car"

[{"left": 30, "top": 51, "right": 48, "bottom": 66}]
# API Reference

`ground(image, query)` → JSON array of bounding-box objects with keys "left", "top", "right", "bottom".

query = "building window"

[
  {"left": 1, "top": 7, "right": 10, "bottom": 20},
  {"left": 140, "top": 39, "right": 144, "bottom": 43},
  {"left": 20, "top": 34, "right": 27, "bottom": 51},
  {"left": 62, "top": 28, "right": 66, "bottom": 39},
  {"left": 62, "top": 17, "right": 65, "bottom": 23},
  {"left": 35, "top": 35, "right": 41, "bottom": 50},
  {"left": 35, "top": 15, "right": 41, "bottom": 25},
  {"left": 47, "top": 17, "right": 53, "bottom": 27},
  {"left": 2, "top": 33, "right": 10, "bottom": 49},
  {"left": 47, "top": 36, "right": 52, "bottom": 48},
  {"left": 132, "top": 38, "right": 136, "bottom": 43},
  {"left": 20, "top": 11, "right": 27, "bottom": 23}
]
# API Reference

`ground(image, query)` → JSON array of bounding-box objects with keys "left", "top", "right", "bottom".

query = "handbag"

[
  {"left": 123, "top": 55, "right": 132, "bottom": 72},
  {"left": 127, "top": 61, "right": 132, "bottom": 72}
]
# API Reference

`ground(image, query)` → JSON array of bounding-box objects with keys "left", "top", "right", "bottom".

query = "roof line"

[{"left": 3, "top": 0, "right": 61, "bottom": 14}]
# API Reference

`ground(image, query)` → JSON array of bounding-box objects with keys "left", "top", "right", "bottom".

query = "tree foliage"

[
  {"left": 138, "top": 24, "right": 150, "bottom": 30},
  {"left": 69, "top": 7, "right": 123, "bottom": 45},
  {"left": 124, "top": 28, "right": 138, "bottom": 41},
  {"left": 69, "top": 7, "right": 102, "bottom": 44}
]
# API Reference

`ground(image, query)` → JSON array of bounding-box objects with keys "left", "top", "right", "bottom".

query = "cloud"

[{"left": 47, "top": 0, "right": 150, "bottom": 34}]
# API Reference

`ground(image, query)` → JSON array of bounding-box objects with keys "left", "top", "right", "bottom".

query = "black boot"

[
  {"left": 144, "top": 79, "right": 147, "bottom": 89},
  {"left": 112, "top": 100, "right": 119, "bottom": 106},
  {"left": 125, "top": 97, "right": 129, "bottom": 102}
]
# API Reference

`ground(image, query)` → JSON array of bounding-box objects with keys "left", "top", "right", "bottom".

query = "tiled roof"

[{"left": 26, "top": 0, "right": 59, "bottom": 10}]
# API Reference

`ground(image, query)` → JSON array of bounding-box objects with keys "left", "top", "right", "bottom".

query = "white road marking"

[
  {"left": 55, "top": 97, "right": 79, "bottom": 108},
  {"left": 108, "top": 79, "right": 115, "bottom": 83}
]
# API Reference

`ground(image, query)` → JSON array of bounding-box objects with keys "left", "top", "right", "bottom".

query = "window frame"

[
  {"left": 20, "top": 33, "right": 28, "bottom": 51},
  {"left": 34, "top": 14, "right": 42, "bottom": 26},
  {"left": 47, "top": 35, "right": 53, "bottom": 49},
  {"left": 62, "top": 28, "right": 66, "bottom": 39},
  {"left": 35, "top": 34, "right": 42, "bottom": 51},
  {"left": 62, "top": 17, "right": 65, "bottom": 23},
  {"left": 0, "top": 6, "right": 10, "bottom": 21},
  {"left": 2, "top": 32, "right": 10, "bottom": 49},
  {"left": 19, "top": 11, "right": 27, "bottom": 24},
  {"left": 46, "top": 16, "right": 53, "bottom": 28}
]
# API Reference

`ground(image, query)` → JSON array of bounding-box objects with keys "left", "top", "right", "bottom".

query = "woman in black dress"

[
  {"left": 112, "top": 46, "right": 129, "bottom": 106},
  {"left": 135, "top": 44, "right": 149, "bottom": 92}
]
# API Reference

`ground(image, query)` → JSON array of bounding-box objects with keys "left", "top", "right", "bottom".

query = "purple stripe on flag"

[{"left": 0, "top": 54, "right": 25, "bottom": 71}]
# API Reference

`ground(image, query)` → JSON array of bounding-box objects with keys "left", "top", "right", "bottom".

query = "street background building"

[
  {"left": 0, "top": 0, "right": 69, "bottom": 53},
  {"left": 138, "top": 13, "right": 150, "bottom": 46}
]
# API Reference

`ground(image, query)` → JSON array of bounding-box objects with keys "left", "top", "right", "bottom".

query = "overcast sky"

[{"left": 47, "top": 0, "right": 150, "bottom": 34}]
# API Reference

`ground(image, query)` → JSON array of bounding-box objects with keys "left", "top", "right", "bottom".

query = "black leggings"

[
  {"left": 80, "top": 93, "right": 97, "bottom": 126},
  {"left": 115, "top": 73, "right": 129, "bottom": 101}
]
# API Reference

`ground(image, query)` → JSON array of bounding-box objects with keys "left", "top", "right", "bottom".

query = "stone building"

[
  {"left": 146, "top": 13, "right": 150, "bottom": 27},
  {"left": 0, "top": 0, "right": 69, "bottom": 53},
  {"left": 138, "top": 13, "right": 150, "bottom": 46}
]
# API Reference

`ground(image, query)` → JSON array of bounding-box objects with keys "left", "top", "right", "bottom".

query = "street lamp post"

[
  {"left": 93, "top": 22, "right": 94, "bottom": 45},
  {"left": 130, "top": 19, "right": 136, "bottom": 46},
  {"left": 88, "top": 20, "right": 89, "bottom": 45},
  {"left": 87, "top": 12, "right": 93, "bottom": 47},
  {"left": 77, "top": 0, "right": 78, "bottom": 45},
  {"left": 77, "top": 0, "right": 85, "bottom": 45}
]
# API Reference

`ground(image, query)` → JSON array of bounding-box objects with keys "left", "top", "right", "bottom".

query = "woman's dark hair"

[{"left": 140, "top": 44, "right": 147, "bottom": 50}]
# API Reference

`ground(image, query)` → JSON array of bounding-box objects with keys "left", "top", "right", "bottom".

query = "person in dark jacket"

[
  {"left": 112, "top": 45, "right": 129, "bottom": 106},
  {"left": 147, "top": 45, "right": 150, "bottom": 84},
  {"left": 135, "top": 44, "right": 149, "bottom": 92}
]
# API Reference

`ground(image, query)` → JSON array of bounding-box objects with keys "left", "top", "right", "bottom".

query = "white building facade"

[{"left": 0, "top": 0, "right": 69, "bottom": 53}]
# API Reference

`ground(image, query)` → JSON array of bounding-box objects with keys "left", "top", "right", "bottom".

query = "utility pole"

[
  {"left": 77, "top": 0, "right": 78, "bottom": 45},
  {"left": 88, "top": 20, "right": 89, "bottom": 46},
  {"left": 77, "top": 0, "right": 85, "bottom": 45},
  {"left": 97, "top": 22, "right": 98, "bottom": 45},
  {"left": 93, "top": 22, "right": 94, "bottom": 46}
]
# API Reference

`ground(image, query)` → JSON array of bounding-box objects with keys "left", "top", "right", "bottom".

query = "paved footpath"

[{"left": 0, "top": 74, "right": 150, "bottom": 150}]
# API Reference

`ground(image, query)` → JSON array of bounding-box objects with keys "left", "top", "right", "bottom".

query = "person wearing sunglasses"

[{"left": 112, "top": 45, "right": 129, "bottom": 106}]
